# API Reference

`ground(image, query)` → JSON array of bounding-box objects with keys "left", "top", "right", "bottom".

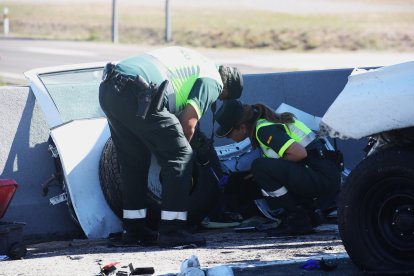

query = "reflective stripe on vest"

[
  {"left": 148, "top": 47, "right": 223, "bottom": 115},
  {"left": 255, "top": 119, "right": 316, "bottom": 158}
]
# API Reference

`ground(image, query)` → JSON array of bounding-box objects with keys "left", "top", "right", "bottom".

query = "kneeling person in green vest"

[
  {"left": 214, "top": 100, "right": 340, "bottom": 236},
  {"left": 99, "top": 47, "right": 243, "bottom": 247}
]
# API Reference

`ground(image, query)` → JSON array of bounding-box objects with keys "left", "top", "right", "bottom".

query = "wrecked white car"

[
  {"left": 23, "top": 63, "right": 221, "bottom": 237},
  {"left": 320, "top": 61, "right": 414, "bottom": 273},
  {"left": 23, "top": 60, "right": 413, "bottom": 273},
  {"left": 24, "top": 63, "right": 341, "bottom": 239},
  {"left": 25, "top": 63, "right": 265, "bottom": 238}
]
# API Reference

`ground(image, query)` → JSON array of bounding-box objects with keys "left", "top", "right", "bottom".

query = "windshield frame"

[{"left": 24, "top": 62, "right": 106, "bottom": 128}]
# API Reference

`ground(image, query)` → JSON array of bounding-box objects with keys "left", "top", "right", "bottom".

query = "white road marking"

[
  {"left": 21, "top": 47, "right": 98, "bottom": 57},
  {"left": 0, "top": 71, "right": 25, "bottom": 80}
]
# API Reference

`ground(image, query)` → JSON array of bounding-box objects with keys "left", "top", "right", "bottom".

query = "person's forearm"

[
  {"left": 178, "top": 104, "right": 199, "bottom": 142},
  {"left": 180, "top": 119, "right": 196, "bottom": 141},
  {"left": 283, "top": 152, "right": 307, "bottom": 162},
  {"left": 282, "top": 142, "right": 307, "bottom": 162}
]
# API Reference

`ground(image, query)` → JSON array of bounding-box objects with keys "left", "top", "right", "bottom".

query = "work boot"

[
  {"left": 310, "top": 208, "right": 325, "bottom": 227},
  {"left": 158, "top": 230, "right": 206, "bottom": 248},
  {"left": 110, "top": 219, "right": 158, "bottom": 247},
  {"left": 120, "top": 227, "right": 158, "bottom": 246},
  {"left": 157, "top": 219, "right": 206, "bottom": 248},
  {"left": 267, "top": 208, "right": 314, "bottom": 237}
]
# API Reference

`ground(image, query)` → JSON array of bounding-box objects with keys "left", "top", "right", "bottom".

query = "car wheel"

[
  {"left": 338, "top": 146, "right": 414, "bottom": 273},
  {"left": 99, "top": 137, "right": 221, "bottom": 229}
]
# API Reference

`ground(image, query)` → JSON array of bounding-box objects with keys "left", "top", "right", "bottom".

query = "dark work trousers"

[
  {"left": 251, "top": 155, "right": 340, "bottom": 210},
  {"left": 99, "top": 79, "right": 194, "bottom": 218}
]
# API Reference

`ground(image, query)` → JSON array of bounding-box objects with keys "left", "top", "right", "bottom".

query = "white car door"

[{"left": 25, "top": 63, "right": 122, "bottom": 239}]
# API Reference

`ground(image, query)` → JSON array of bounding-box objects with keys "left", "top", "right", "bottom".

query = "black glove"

[{"left": 190, "top": 130, "right": 213, "bottom": 165}]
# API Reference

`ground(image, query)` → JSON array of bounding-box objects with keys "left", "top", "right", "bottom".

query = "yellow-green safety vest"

[
  {"left": 255, "top": 118, "right": 316, "bottom": 158},
  {"left": 148, "top": 47, "right": 223, "bottom": 115}
]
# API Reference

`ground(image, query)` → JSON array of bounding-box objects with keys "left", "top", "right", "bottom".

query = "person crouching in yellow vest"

[{"left": 214, "top": 100, "right": 341, "bottom": 236}]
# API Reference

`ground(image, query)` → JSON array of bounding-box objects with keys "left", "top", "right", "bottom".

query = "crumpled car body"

[
  {"left": 320, "top": 61, "right": 414, "bottom": 273},
  {"left": 24, "top": 63, "right": 343, "bottom": 239},
  {"left": 320, "top": 61, "right": 414, "bottom": 139}
]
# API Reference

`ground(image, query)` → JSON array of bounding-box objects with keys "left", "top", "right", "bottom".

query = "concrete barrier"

[
  {"left": 0, "top": 87, "right": 82, "bottom": 239},
  {"left": 0, "top": 69, "right": 366, "bottom": 239}
]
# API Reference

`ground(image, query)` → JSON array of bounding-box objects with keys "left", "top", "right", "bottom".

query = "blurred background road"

[
  {"left": 1, "top": 38, "right": 414, "bottom": 85},
  {"left": 1, "top": 0, "right": 413, "bottom": 85}
]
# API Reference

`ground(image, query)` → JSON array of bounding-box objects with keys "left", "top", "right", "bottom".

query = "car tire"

[
  {"left": 338, "top": 146, "right": 414, "bottom": 273},
  {"left": 98, "top": 137, "right": 123, "bottom": 218},
  {"left": 99, "top": 137, "right": 221, "bottom": 229}
]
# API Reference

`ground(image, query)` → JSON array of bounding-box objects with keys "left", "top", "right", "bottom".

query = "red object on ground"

[{"left": 0, "top": 179, "right": 18, "bottom": 219}]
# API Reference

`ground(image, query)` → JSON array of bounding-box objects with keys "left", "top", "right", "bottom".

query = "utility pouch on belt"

[
  {"left": 153, "top": 79, "right": 169, "bottom": 112},
  {"left": 308, "top": 148, "right": 345, "bottom": 171},
  {"left": 134, "top": 75, "right": 155, "bottom": 119},
  {"left": 134, "top": 76, "right": 169, "bottom": 119}
]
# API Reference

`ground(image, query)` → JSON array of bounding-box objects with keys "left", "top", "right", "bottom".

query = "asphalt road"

[
  {"left": 1, "top": 37, "right": 414, "bottom": 85},
  {"left": 0, "top": 225, "right": 364, "bottom": 276}
]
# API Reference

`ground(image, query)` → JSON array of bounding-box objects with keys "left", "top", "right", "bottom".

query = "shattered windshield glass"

[{"left": 39, "top": 67, "right": 105, "bottom": 123}]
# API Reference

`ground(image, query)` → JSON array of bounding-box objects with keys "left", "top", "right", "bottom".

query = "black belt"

[
  {"left": 306, "top": 139, "right": 332, "bottom": 159},
  {"left": 307, "top": 148, "right": 326, "bottom": 159},
  {"left": 112, "top": 73, "right": 135, "bottom": 93},
  {"left": 102, "top": 63, "right": 169, "bottom": 119},
  {"left": 102, "top": 63, "right": 139, "bottom": 93}
]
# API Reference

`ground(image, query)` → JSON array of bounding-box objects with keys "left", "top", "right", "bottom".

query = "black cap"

[
  {"left": 226, "top": 67, "right": 243, "bottom": 100},
  {"left": 215, "top": 100, "right": 244, "bottom": 137}
]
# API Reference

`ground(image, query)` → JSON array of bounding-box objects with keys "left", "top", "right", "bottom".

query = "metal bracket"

[
  {"left": 40, "top": 172, "right": 62, "bottom": 197},
  {"left": 48, "top": 144, "right": 59, "bottom": 158},
  {"left": 49, "top": 192, "right": 67, "bottom": 205}
]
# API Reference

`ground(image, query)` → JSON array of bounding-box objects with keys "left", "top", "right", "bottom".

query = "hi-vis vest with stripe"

[
  {"left": 255, "top": 118, "right": 316, "bottom": 158},
  {"left": 148, "top": 47, "right": 223, "bottom": 114}
]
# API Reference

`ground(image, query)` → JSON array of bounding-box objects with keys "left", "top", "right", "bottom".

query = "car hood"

[{"left": 320, "top": 61, "right": 414, "bottom": 140}]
